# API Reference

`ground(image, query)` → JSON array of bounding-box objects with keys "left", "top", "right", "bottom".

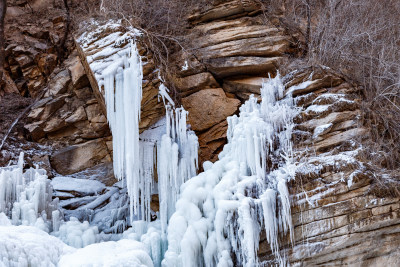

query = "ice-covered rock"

[{"left": 51, "top": 176, "right": 106, "bottom": 197}]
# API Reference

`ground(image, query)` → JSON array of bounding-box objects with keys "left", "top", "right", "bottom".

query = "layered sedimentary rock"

[
  {"left": 256, "top": 67, "right": 400, "bottom": 266},
  {"left": 173, "top": 0, "right": 294, "bottom": 165},
  {"left": 172, "top": 1, "right": 400, "bottom": 265}
]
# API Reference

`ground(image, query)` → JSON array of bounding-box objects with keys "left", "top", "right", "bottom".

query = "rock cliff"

[{"left": 0, "top": 0, "right": 399, "bottom": 266}]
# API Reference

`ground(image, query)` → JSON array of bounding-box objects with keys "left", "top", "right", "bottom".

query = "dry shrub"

[
  {"left": 70, "top": 0, "right": 210, "bottom": 100},
  {"left": 72, "top": 0, "right": 208, "bottom": 57},
  {"left": 261, "top": 0, "right": 400, "bottom": 173},
  {"left": 309, "top": 0, "right": 400, "bottom": 172}
]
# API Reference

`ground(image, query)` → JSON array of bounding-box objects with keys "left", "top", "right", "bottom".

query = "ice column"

[
  {"left": 158, "top": 105, "right": 199, "bottom": 234},
  {"left": 103, "top": 41, "right": 199, "bottom": 225},
  {"left": 103, "top": 43, "right": 145, "bottom": 221}
]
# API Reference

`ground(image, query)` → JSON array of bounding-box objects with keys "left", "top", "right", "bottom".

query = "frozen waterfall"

[
  {"left": 0, "top": 35, "right": 298, "bottom": 265},
  {"left": 102, "top": 42, "right": 199, "bottom": 228},
  {"left": 163, "top": 74, "right": 298, "bottom": 267},
  {"left": 103, "top": 42, "right": 144, "bottom": 221}
]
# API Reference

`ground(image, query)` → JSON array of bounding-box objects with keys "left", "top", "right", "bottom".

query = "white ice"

[
  {"left": 163, "top": 74, "right": 298, "bottom": 267},
  {"left": 0, "top": 223, "right": 74, "bottom": 267},
  {"left": 59, "top": 239, "right": 153, "bottom": 267},
  {"left": 51, "top": 176, "right": 106, "bottom": 196}
]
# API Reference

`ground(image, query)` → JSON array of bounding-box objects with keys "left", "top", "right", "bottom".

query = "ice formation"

[
  {"left": 0, "top": 153, "right": 58, "bottom": 232},
  {"left": 102, "top": 42, "right": 145, "bottom": 221},
  {"left": 0, "top": 153, "right": 104, "bottom": 255},
  {"left": 102, "top": 39, "right": 198, "bottom": 227},
  {"left": 163, "top": 74, "right": 299, "bottom": 267},
  {"left": 58, "top": 239, "right": 154, "bottom": 267},
  {"left": 157, "top": 106, "right": 199, "bottom": 234},
  {"left": 0, "top": 212, "right": 153, "bottom": 267},
  {"left": 0, "top": 223, "right": 75, "bottom": 267}
]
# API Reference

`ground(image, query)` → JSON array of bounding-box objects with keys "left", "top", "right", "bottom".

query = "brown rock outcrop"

[
  {"left": 3, "top": 5, "right": 69, "bottom": 98},
  {"left": 253, "top": 67, "right": 400, "bottom": 266},
  {"left": 181, "top": 88, "right": 240, "bottom": 132},
  {"left": 50, "top": 138, "right": 111, "bottom": 175}
]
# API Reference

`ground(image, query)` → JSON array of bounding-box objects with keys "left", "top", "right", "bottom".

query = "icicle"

[
  {"left": 157, "top": 106, "right": 199, "bottom": 234},
  {"left": 103, "top": 42, "right": 146, "bottom": 221},
  {"left": 102, "top": 40, "right": 199, "bottom": 227}
]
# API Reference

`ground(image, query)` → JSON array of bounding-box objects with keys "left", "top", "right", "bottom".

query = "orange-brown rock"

[
  {"left": 50, "top": 138, "right": 111, "bottom": 175},
  {"left": 198, "top": 120, "right": 228, "bottom": 164},
  {"left": 174, "top": 72, "right": 219, "bottom": 96},
  {"left": 181, "top": 88, "right": 240, "bottom": 131}
]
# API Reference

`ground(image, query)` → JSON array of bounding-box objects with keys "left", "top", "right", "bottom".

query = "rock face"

[
  {"left": 3, "top": 5, "right": 69, "bottom": 98},
  {"left": 181, "top": 88, "right": 240, "bottom": 131},
  {"left": 23, "top": 51, "right": 113, "bottom": 176},
  {"left": 50, "top": 138, "right": 111, "bottom": 175},
  {"left": 255, "top": 67, "right": 400, "bottom": 266},
  {"left": 172, "top": 0, "right": 295, "bottom": 165}
]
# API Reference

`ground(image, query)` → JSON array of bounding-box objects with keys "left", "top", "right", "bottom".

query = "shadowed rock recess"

[{"left": 0, "top": 0, "right": 399, "bottom": 266}]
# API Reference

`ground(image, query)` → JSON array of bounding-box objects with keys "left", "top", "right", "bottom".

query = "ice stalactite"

[
  {"left": 103, "top": 38, "right": 199, "bottom": 227},
  {"left": 157, "top": 105, "right": 199, "bottom": 234},
  {"left": 103, "top": 43, "right": 147, "bottom": 221},
  {"left": 163, "top": 74, "right": 299, "bottom": 267},
  {"left": 128, "top": 105, "right": 198, "bottom": 267}
]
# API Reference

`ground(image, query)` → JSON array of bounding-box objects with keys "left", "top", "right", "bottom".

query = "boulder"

[
  {"left": 47, "top": 69, "right": 71, "bottom": 96},
  {"left": 181, "top": 88, "right": 240, "bottom": 131},
  {"left": 50, "top": 138, "right": 111, "bottom": 175},
  {"left": 68, "top": 57, "right": 89, "bottom": 90},
  {"left": 51, "top": 176, "right": 106, "bottom": 197},
  {"left": 174, "top": 72, "right": 219, "bottom": 96},
  {"left": 205, "top": 56, "right": 281, "bottom": 78}
]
